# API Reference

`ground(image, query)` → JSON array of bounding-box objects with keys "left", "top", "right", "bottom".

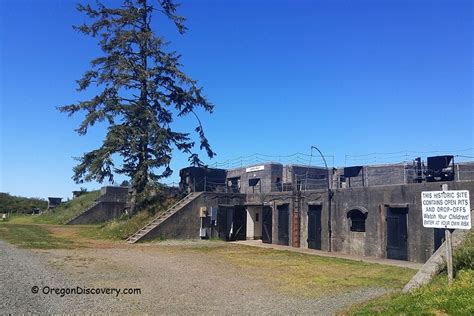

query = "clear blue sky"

[{"left": 1, "top": 0, "right": 472, "bottom": 199}]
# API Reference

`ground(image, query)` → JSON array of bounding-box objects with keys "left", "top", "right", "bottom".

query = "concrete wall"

[
  {"left": 126, "top": 174, "right": 474, "bottom": 264},
  {"left": 243, "top": 180, "right": 473, "bottom": 263},
  {"left": 227, "top": 163, "right": 329, "bottom": 193},
  {"left": 338, "top": 164, "right": 415, "bottom": 188},
  {"left": 99, "top": 186, "right": 129, "bottom": 202},
  {"left": 337, "top": 162, "right": 474, "bottom": 189},
  {"left": 285, "top": 165, "right": 328, "bottom": 191},
  {"left": 141, "top": 193, "right": 246, "bottom": 241},
  {"left": 457, "top": 162, "right": 474, "bottom": 181},
  {"left": 331, "top": 180, "right": 474, "bottom": 263},
  {"left": 300, "top": 192, "right": 328, "bottom": 250},
  {"left": 227, "top": 163, "right": 283, "bottom": 193},
  {"left": 245, "top": 191, "right": 329, "bottom": 249},
  {"left": 67, "top": 202, "right": 127, "bottom": 225},
  {"left": 67, "top": 186, "right": 129, "bottom": 224}
]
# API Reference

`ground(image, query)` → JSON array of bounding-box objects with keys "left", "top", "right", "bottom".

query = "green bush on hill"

[{"left": 0, "top": 193, "right": 48, "bottom": 214}]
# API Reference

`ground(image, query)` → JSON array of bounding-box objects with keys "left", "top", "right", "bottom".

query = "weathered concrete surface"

[
  {"left": 227, "top": 163, "right": 283, "bottom": 193},
  {"left": 98, "top": 186, "right": 129, "bottom": 202},
  {"left": 140, "top": 193, "right": 246, "bottom": 241},
  {"left": 66, "top": 186, "right": 129, "bottom": 225},
  {"left": 331, "top": 181, "right": 474, "bottom": 263},
  {"left": 67, "top": 201, "right": 127, "bottom": 225},
  {"left": 128, "top": 180, "right": 474, "bottom": 265}
]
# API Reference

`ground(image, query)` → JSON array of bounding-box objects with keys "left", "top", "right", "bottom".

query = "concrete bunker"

[{"left": 125, "top": 157, "right": 474, "bottom": 264}]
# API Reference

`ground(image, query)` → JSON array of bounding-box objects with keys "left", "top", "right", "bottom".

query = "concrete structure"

[
  {"left": 47, "top": 197, "right": 62, "bottom": 209},
  {"left": 66, "top": 186, "right": 129, "bottom": 225},
  {"left": 179, "top": 167, "right": 227, "bottom": 193},
  {"left": 226, "top": 163, "right": 328, "bottom": 193},
  {"left": 128, "top": 156, "right": 474, "bottom": 264},
  {"left": 128, "top": 192, "right": 246, "bottom": 243}
]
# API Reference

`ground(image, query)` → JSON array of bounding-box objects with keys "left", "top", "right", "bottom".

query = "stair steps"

[{"left": 126, "top": 192, "right": 202, "bottom": 244}]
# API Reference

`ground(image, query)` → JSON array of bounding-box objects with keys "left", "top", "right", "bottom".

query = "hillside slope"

[{"left": 0, "top": 193, "right": 48, "bottom": 214}]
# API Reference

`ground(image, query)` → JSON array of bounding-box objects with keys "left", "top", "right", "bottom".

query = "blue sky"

[{"left": 1, "top": 0, "right": 472, "bottom": 199}]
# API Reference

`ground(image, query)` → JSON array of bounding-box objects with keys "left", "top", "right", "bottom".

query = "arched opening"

[{"left": 347, "top": 209, "right": 367, "bottom": 232}]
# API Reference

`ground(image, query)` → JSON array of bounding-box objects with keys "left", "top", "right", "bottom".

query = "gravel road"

[
  {"left": 1, "top": 240, "right": 389, "bottom": 314},
  {"left": 0, "top": 240, "right": 133, "bottom": 314}
]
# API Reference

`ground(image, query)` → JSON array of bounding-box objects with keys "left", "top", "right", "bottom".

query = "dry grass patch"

[{"left": 150, "top": 242, "right": 416, "bottom": 298}]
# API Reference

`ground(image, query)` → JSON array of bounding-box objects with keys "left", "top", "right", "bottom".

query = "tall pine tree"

[{"left": 59, "top": 0, "right": 215, "bottom": 203}]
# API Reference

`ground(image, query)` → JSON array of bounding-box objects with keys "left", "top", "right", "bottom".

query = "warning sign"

[{"left": 421, "top": 190, "right": 471, "bottom": 229}]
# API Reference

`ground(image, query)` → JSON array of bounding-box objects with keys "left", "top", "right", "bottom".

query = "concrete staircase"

[
  {"left": 64, "top": 201, "right": 100, "bottom": 225},
  {"left": 126, "top": 192, "right": 202, "bottom": 244}
]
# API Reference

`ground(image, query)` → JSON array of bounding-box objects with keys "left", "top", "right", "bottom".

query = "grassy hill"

[
  {"left": 3, "top": 189, "right": 176, "bottom": 241},
  {"left": 6, "top": 190, "right": 101, "bottom": 224},
  {"left": 0, "top": 193, "right": 48, "bottom": 214}
]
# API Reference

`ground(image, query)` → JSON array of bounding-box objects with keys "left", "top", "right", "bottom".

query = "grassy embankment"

[
  {"left": 344, "top": 229, "right": 474, "bottom": 315},
  {"left": 0, "top": 190, "right": 174, "bottom": 247}
]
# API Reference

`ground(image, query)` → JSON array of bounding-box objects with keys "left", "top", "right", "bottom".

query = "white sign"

[
  {"left": 421, "top": 190, "right": 471, "bottom": 229},
  {"left": 246, "top": 165, "right": 265, "bottom": 173}
]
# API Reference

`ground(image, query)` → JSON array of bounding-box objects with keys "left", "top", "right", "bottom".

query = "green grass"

[
  {"left": 345, "top": 270, "right": 474, "bottom": 315},
  {"left": 173, "top": 243, "right": 416, "bottom": 298},
  {"left": 5, "top": 190, "right": 101, "bottom": 225},
  {"left": 41, "top": 190, "right": 101, "bottom": 224},
  {"left": 2, "top": 191, "right": 177, "bottom": 243},
  {"left": 0, "top": 224, "right": 75, "bottom": 249},
  {"left": 345, "top": 229, "right": 474, "bottom": 315}
]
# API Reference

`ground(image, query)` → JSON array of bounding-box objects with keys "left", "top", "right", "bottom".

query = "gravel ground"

[
  {"left": 1, "top": 240, "right": 389, "bottom": 314},
  {"left": 0, "top": 240, "right": 134, "bottom": 314}
]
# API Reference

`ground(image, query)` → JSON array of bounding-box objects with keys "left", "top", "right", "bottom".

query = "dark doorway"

[
  {"left": 217, "top": 206, "right": 234, "bottom": 241},
  {"left": 434, "top": 228, "right": 445, "bottom": 251},
  {"left": 307, "top": 205, "right": 322, "bottom": 250},
  {"left": 262, "top": 206, "right": 272, "bottom": 243},
  {"left": 231, "top": 206, "right": 247, "bottom": 241},
  {"left": 386, "top": 207, "right": 408, "bottom": 260},
  {"left": 278, "top": 204, "right": 290, "bottom": 245}
]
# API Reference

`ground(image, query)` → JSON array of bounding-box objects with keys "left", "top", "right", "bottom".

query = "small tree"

[{"left": 59, "top": 0, "right": 215, "bottom": 205}]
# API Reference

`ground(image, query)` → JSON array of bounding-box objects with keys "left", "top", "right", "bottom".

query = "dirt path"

[
  {"left": 0, "top": 240, "right": 133, "bottom": 314},
  {"left": 1, "top": 240, "right": 389, "bottom": 314}
]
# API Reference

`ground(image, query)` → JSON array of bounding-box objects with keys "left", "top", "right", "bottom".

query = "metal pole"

[{"left": 311, "top": 146, "right": 332, "bottom": 252}]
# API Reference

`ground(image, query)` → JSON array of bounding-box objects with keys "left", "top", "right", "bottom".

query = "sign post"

[
  {"left": 445, "top": 228, "right": 453, "bottom": 284},
  {"left": 421, "top": 186, "right": 471, "bottom": 285}
]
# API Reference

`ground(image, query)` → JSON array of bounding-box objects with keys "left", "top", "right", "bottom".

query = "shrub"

[{"left": 453, "top": 230, "right": 474, "bottom": 272}]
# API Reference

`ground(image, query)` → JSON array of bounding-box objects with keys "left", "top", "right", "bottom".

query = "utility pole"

[{"left": 311, "top": 146, "right": 332, "bottom": 252}]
